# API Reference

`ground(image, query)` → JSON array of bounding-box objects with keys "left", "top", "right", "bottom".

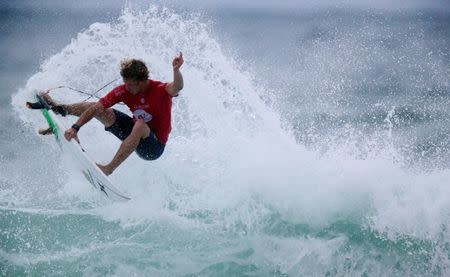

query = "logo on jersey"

[{"left": 133, "top": 109, "right": 152, "bottom": 122}]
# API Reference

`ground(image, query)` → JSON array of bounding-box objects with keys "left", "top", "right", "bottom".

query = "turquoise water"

[
  {"left": 2, "top": 207, "right": 448, "bottom": 276},
  {"left": 1, "top": 2, "right": 450, "bottom": 276}
]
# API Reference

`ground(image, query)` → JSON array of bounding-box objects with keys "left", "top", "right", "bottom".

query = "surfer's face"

[{"left": 124, "top": 79, "right": 147, "bottom": 94}]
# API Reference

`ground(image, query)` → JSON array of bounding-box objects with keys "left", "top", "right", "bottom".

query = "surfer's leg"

[
  {"left": 135, "top": 133, "right": 165, "bottom": 160},
  {"left": 54, "top": 101, "right": 116, "bottom": 128},
  {"left": 41, "top": 93, "right": 96, "bottom": 115},
  {"left": 40, "top": 93, "right": 89, "bottom": 117},
  {"left": 98, "top": 119, "right": 150, "bottom": 175},
  {"left": 104, "top": 109, "right": 164, "bottom": 161},
  {"left": 104, "top": 109, "right": 134, "bottom": 141},
  {"left": 63, "top": 102, "right": 116, "bottom": 127},
  {"left": 41, "top": 93, "right": 116, "bottom": 127},
  {"left": 63, "top": 102, "right": 95, "bottom": 116}
]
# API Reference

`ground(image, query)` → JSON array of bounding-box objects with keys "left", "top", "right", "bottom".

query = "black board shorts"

[{"left": 105, "top": 109, "right": 165, "bottom": 160}]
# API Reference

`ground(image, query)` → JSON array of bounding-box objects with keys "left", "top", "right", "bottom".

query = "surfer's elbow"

[{"left": 166, "top": 83, "right": 182, "bottom": 97}]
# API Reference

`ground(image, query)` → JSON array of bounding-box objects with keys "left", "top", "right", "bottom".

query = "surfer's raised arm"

[{"left": 166, "top": 52, "right": 184, "bottom": 97}]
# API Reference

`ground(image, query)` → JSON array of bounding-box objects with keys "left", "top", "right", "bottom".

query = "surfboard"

[{"left": 27, "top": 93, "right": 131, "bottom": 201}]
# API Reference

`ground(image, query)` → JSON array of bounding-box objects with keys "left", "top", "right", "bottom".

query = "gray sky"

[
  {"left": 192, "top": 0, "right": 450, "bottom": 11},
  {"left": 158, "top": 0, "right": 450, "bottom": 12},
  {"left": 4, "top": 0, "right": 448, "bottom": 12}
]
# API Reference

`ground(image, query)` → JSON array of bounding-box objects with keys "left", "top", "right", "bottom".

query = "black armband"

[{"left": 71, "top": 124, "right": 81, "bottom": 132}]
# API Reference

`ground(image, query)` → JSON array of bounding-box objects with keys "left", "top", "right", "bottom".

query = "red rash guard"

[{"left": 99, "top": 80, "right": 173, "bottom": 144}]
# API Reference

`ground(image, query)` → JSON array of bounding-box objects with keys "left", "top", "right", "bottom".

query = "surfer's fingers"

[
  {"left": 64, "top": 130, "right": 69, "bottom": 140},
  {"left": 64, "top": 129, "right": 73, "bottom": 141}
]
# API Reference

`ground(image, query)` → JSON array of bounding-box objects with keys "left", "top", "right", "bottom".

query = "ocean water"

[{"left": 1, "top": 1, "right": 450, "bottom": 276}]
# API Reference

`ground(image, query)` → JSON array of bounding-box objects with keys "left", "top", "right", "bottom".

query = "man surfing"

[{"left": 42, "top": 52, "right": 184, "bottom": 175}]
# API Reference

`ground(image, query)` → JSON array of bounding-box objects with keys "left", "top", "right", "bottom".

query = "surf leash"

[{"left": 45, "top": 77, "right": 121, "bottom": 102}]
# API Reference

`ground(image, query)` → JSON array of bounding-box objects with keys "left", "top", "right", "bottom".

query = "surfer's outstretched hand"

[
  {"left": 172, "top": 52, "right": 183, "bottom": 70},
  {"left": 64, "top": 128, "right": 80, "bottom": 143}
]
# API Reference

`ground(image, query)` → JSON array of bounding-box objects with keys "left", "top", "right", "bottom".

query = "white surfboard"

[{"left": 31, "top": 94, "right": 131, "bottom": 201}]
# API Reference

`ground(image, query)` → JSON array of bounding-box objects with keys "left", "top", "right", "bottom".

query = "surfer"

[{"left": 41, "top": 52, "right": 184, "bottom": 175}]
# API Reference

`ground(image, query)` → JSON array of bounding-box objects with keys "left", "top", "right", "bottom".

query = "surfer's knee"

[
  {"left": 94, "top": 103, "right": 116, "bottom": 127},
  {"left": 132, "top": 119, "right": 150, "bottom": 139},
  {"left": 102, "top": 108, "right": 116, "bottom": 124}
]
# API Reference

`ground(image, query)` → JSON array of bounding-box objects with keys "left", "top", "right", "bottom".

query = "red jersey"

[{"left": 99, "top": 80, "right": 173, "bottom": 144}]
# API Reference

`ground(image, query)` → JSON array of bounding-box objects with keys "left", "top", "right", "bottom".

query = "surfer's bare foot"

[{"left": 96, "top": 163, "right": 113, "bottom": 176}]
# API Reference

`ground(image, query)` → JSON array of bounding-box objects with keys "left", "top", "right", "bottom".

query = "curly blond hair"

[{"left": 120, "top": 59, "right": 149, "bottom": 81}]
